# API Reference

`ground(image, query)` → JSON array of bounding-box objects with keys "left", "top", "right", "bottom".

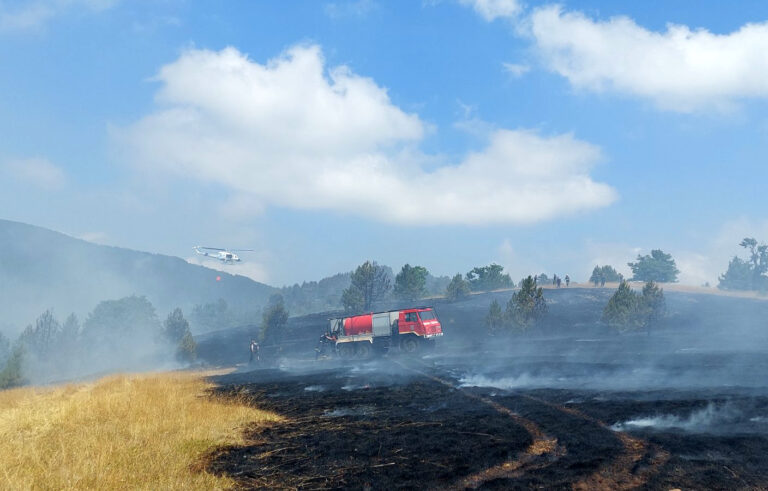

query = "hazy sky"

[{"left": 2, "top": 0, "right": 768, "bottom": 286}]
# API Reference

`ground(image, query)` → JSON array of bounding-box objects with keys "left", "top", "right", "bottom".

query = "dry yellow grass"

[{"left": 0, "top": 371, "right": 282, "bottom": 490}]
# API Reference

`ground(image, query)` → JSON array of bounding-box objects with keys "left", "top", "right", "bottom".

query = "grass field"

[{"left": 0, "top": 370, "right": 281, "bottom": 489}]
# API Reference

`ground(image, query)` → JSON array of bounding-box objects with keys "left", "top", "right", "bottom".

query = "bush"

[{"left": 0, "top": 345, "right": 25, "bottom": 389}]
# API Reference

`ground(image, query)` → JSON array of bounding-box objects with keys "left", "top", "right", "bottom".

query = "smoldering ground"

[{"left": 199, "top": 287, "right": 768, "bottom": 488}]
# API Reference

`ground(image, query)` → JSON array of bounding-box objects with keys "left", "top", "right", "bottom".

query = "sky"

[{"left": 2, "top": 0, "right": 768, "bottom": 286}]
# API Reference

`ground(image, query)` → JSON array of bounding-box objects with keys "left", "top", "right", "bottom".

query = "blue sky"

[{"left": 2, "top": 0, "right": 768, "bottom": 286}]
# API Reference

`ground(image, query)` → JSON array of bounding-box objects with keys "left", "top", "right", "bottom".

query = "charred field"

[{"left": 198, "top": 288, "right": 768, "bottom": 489}]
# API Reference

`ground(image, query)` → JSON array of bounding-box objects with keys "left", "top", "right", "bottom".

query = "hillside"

[{"left": 0, "top": 219, "right": 276, "bottom": 332}]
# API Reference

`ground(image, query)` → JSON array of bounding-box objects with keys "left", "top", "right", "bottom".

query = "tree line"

[{"left": 0, "top": 296, "right": 198, "bottom": 390}]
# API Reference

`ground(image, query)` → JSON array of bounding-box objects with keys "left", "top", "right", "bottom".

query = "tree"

[
  {"left": 718, "top": 238, "right": 768, "bottom": 291},
  {"left": 445, "top": 273, "right": 471, "bottom": 302},
  {"left": 18, "top": 309, "right": 61, "bottom": 359},
  {"left": 261, "top": 294, "right": 288, "bottom": 344},
  {"left": 486, "top": 299, "right": 504, "bottom": 334},
  {"left": 342, "top": 261, "right": 391, "bottom": 312},
  {"left": 590, "top": 265, "right": 624, "bottom": 286},
  {"left": 163, "top": 308, "right": 196, "bottom": 363},
  {"left": 602, "top": 280, "right": 666, "bottom": 333},
  {"left": 589, "top": 266, "right": 602, "bottom": 286},
  {"left": 0, "top": 332, "right": 10, "bottom": 366},
  {"left": 536, "top": 273, "right": 549, "bottom": 284},
  {"left": 0, "top": 345, "right": 25, "bottom": 389},
  {"left": 81, "top": 295, "right": 163, "bottom": 366},
  {"left": 628, "top": 249, "right": 679, "bottom": 282},
  {"left": 640, "top": 281, "right": 666, "bottom": 333},
  {"left": 602, "top": 281, "right": 641, "bottom": 330},
  {"left": 466, "top": 264, "right": 513, "bottom": 292},
  {"left": 394, "top": 264, "right": 429, "bottom": 302},
  {"left": 505, "top": 276, "right": 547, "bottom": 332},
  {"left": 177, "top": 331, "right": 197, "bottom": 363},
  {"left": 341, "top": 286, "right": 365, "bottom": 313},
  {"left": 190, "top": 299, "right": 233, "bottom": 333},
  {"left": 718, "top": 256, "right": 753, "bottom": 291}
]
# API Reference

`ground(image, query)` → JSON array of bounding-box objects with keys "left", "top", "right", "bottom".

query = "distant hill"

[{"left": 0, "top": 219, "right": 276, "bottom": 333}]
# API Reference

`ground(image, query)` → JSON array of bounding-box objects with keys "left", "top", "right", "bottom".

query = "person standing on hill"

[{"left": 565, "top": 275, "right": 570, "bottom": 287}]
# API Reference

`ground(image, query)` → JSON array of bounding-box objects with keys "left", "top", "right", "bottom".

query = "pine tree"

[
  {"left": 445, "top": 273, "right": 471, "bottom": 302},
  {"left": 505, "top": 276, "right": 547, "bottom": 332}
]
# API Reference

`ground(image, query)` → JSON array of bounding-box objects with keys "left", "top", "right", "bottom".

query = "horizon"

[{"left": 2, "top": 0, "right": 768, "bottom": 286}]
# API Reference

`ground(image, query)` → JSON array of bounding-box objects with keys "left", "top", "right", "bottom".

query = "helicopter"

[{"left": 193, "top": 246, "right": 254, "bottom": 264}]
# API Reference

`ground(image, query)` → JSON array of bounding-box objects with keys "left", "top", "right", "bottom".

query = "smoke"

[{"left": 611, "top": 402, "right": 768, "bottom": 435}]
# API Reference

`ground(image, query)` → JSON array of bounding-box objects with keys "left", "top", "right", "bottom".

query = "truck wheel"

[
  {"left": 400, "top": 336, "right": 418, "bottom": 354},
  {"left": 355, "top": 342, "right": 371, "bottom": 359},
  {"left": 339, "top": 344, "right": 354, "bottom": 359}
]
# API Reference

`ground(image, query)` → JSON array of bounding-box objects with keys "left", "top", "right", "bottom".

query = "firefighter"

[
  {"left": 565, "top": 274, "right": 570, "bottom": 287},
  {"left": 249, "top": 339, "right": 260, "bottom": 365},
  {"left": 315, "top": 332, "right": 336, "bottom": 360}
]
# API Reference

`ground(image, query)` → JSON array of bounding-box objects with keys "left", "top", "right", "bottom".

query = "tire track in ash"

[
  {"left": 393, "top": 359, "right": 565, "bottom": 489},
  {"left": 520, "top": 394, "right": 670, "bottom": 490}
]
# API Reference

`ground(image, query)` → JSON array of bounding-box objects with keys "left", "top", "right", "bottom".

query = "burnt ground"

[{"left": 198, "top": 288, "right": 768, "bottom": 489}]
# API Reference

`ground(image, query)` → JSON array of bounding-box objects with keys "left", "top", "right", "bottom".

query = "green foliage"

[
  {"left": 590, "top": 265, "right": 624, "bottom": 286},
  {"left": 628, "top": 250, "right": 679, "bottom": 283},
  {"left": 718, "top": 238, "right": 768, "bottom": 291},
  {"left": 189, "top": 299, "right": 234, "bottom": 333},
  {"left": 445, "top": 273, "right": 471, "bottom": 302},
  {"left": 341, "top": 286, "right": 365, "bottom": 313},
  {"left": 485, "top": 299, "right": 504, "bottom": 334},
  {"left": 602, "top": 281, "right": 641, "bottom": 329},
  {"left": 536, "top": 273, "right": 549, "bottom": 284},
  {"left": 18, "top": 309, "right": 61, "bottom": 359},
  {"left": 641, "top": 281, "right": 666, "bottom": 329},
  {"left": 505, "top": 276, "right": 547, "bottom": 331},
  {"left": 164, "top": 308, "right": 196, "bottom": 363},
  {"left": 466, "top": 264, "right": 513, "bottom": 292},
  {"left": 342, "top": 261, "right": 391, "bottom": 312},
  {"left": 82, "top": 295, "right": 162, "bottom": 349},
  {"left": 261, "top": 294, "right": 289, "bottom": 344},
  {"left": 0, "top": 332, "right": 10, "bottom": 366},
  {"left": 164, "top": 308, "right": 190, "bottom": 343},
  {"left": 394, "top": 264, "right": 429, "bottom": 302},
  {"left": 602, "top": 281, "right": 666, "bottom": 332},
  {"left": 0, "top": 345, "right": 25, "bottom": 389},
  {"left": 176, "top": 331, "right": 197, "bottom": 363}
]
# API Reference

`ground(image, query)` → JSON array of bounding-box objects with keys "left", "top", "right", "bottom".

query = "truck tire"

[
  {"left": 338, "top": 343, "right": 355, "bottom": 359},
  {"left": 355, "top": 342, "right": 371, "bottom": 359},
  {"left": 400, "top": 336, "right": 418, "bottom": 354}
]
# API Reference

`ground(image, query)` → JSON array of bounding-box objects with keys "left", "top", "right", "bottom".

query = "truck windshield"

[{"left": 418, "top": 311, "right": 436, "bottom": 321}]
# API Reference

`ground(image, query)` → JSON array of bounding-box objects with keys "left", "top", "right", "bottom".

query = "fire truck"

[{"left": 320, "top": 307, "right": 443, "bottom": 359}]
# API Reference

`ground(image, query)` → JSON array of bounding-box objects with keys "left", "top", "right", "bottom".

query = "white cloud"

[
  {"left": 529, "top": 6, "right": 768, "bottom": 112},
  {"left": 460, "top": 0, "right": 521, "bottom": 21},
  {"left": 3, "top": 157, "right": 66, "bottom": 189},
  {"left": 502, "top": 62, "right": 530, "bottom": 77},
  {"left": 0, "top": 0, "right": 118, "bottom": 32},
  {"left": 119, "top": 44, "right": 616, "bottom": 225}
]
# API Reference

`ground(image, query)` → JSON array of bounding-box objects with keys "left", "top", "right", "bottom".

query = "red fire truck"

[{"left": 321, "top": 307, "right": 443, "bottom": 359}]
